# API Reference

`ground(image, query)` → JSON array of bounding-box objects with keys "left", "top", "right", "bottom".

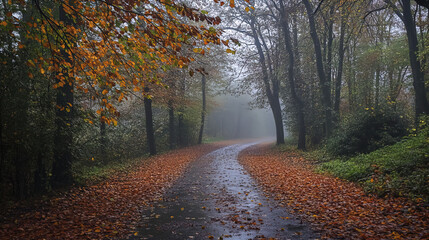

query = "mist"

[{"left": 206, "top": 94, "right": 276, "bottom": 140}]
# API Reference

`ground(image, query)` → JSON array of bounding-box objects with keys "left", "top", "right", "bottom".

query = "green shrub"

[
  {"left": 326, "top": 108, "right": 408, "bottom": 156},
  {"left": 320, "top": 122, "right": 429, "bottom": 201}
]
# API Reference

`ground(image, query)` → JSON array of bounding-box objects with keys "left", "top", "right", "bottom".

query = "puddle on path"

[{"left": 132, "top": 143, "right": 318, "bottom": 240}]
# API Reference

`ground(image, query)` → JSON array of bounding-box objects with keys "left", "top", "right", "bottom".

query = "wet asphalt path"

[{"left": 132, "top": 143, "right": 318, "bottom": 240}]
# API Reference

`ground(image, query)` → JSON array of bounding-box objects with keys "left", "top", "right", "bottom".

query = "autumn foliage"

[
  {"left": 0, "top": 143, "right": 226, "bottom": 239},
  {"left": 2, "top": 0, "right": 233, "bottom": 121},
  {"left": 239, "top": 144, "right": 429, "bottom": 239}
]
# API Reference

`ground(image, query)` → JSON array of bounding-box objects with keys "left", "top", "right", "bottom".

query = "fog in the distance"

[{"left": 206, "top": 94, "right": 276, "bottom": 140}]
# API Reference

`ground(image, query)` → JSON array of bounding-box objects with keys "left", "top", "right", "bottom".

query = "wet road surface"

[{"left": 132, "top": 143, "right": 318, "bottom": 239}]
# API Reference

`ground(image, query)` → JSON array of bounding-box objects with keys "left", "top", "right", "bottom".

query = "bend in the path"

[{"left": 133, "top": 142, "right": 318, "bottom": 240}]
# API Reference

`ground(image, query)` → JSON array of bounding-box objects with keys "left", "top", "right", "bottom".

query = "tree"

[
  {"left": 144, "top": 87, "right": 156, "bottom": 156},
  {"left": 0, "top": 0, "right": 231, "bottom": 197},
  {"left": 278, "top": 0, "right": 306, "bottom": 149},
  {"left": 250, "top": 13, "right": 285, "bottom": 144},
  {"left": 228, "top": 2, "right": 286, "bottom": 145},
  {"left": 302, "top": 0, "right": 333, "bottom": 136},
  {"left": 198, "top": 73, "right": 207, "bottom": 144},
  {"left": 384, "top": 0, "right": 429, "bottom": 117},
  {"left": 51, "top": 1, "right": 75, "bottom": 188}
]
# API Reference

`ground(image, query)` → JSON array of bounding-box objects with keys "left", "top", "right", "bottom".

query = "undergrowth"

[
  {"left": 203, "top": 136, "right": 225, "bottom": 143},
  {"left": 319, "top": 122, "right": 429, "bottom": 202},
  {"left": 72, "top": 155, "right": 149, "bottom": 186},
  {"left": 326, "top": 109, "right": 408, "bottom": 156}
]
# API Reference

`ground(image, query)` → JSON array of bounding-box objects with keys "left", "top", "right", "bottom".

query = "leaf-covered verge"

[
  {"left": 0, "top": 143, "right": 227, "bottom": 239},
  {"left": 239, "top": 144, "right": 429, "bottom": 239}
]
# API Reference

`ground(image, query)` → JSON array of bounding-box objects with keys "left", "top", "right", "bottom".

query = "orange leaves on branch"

[{"left": 7, "top": 0, "right": 230, "bottom": 124}]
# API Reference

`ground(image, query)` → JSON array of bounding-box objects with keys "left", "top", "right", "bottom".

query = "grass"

[
  {"left": 319, "top": 131, "right": 429, "bottom": 202},
  {"left": 202, "top": 136, "right": 225, "bottom": 143},
  {"left": 72, "top": 154, "right": 150, "bottom": 186},
  {"left": 273, "top": 142, "right": 298, "bottom": 152}
]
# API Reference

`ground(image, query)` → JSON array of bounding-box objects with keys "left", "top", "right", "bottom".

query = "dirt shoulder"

[
  {"left": 238, "top": 143, "right": 429, "bottom": 239},
  {"left": 0, "top": 142, "right": 229, "bottom": 240}
]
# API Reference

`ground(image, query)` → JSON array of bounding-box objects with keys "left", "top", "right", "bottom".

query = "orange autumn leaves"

[
  {"left": 239, "top": 144, "right": 429, "bottom": 239},
  {"left": 4, "top": 0, "right": 238, "bottom": 122},
  {"left": 0, "top": 144, "right": 225, "bottom": 239}
]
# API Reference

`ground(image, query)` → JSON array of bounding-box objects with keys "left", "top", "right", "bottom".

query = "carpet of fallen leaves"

[
  {"left": 239, "top": 144, "right": 429, "bottom": 239},
  {"left": 0, "top": 143, "right": 228, "bottom": 240}
]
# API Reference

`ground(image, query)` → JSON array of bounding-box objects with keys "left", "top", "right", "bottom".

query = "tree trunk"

[
  {"left": 401, "top": 0, "right": 429, "bottom": 117},
  {"left": 198, "top": 74, "right": 206, "bottom": 144},
  {"left": 272, "top": 100, "right": 284, "bottom": 145},
  {"left": 177, "top": 111, "right": 185, "bottom": 147},
  {"left": 292, "top": 15, "right": 301, "bottom": 79},
  {"left": 375, "top": 65, "right": 381, "bottom": 111},
  {"left": 34, "top": 73, "right": 54, "bottom": 195},
  {"left": 52, "top": 3, "right": 74, "bottom": 188},
  {"left": 177, "top": 76, "right": 186, "bottom": 147},
  {"left": 334, "top": 17, "right": 346, "bottom": 120},
  {"left": 34, "top": 151, "right": 47, "bottom": 194},
  {"left": 249, "top": 15, "right": 285, "bottom": 145},
  {"left": 326, "top": 6, "right": 334, "bottom": 89},
  {"left": 144, "top": 87, "right": 156, "bottom": 156},
  {"left": 280, "top": 0, "right": 306, "bottom": 150},
  {"left": 346, "top": 42, "right": 357, "bottom": 112},
  {"left": 14, "top": 144, "right": 30, "bottom": 199},
  {"left": 168, "top": 100, "right": 176, "bottom": 150},
  {"left": 0, "top": 93, "right": 3, "bottom": 201},
  {"left": 100, "top": 118, "right": 106, "bottom": 161},
  {"left": 302, "top": 0, "right": 333, "bottom": 136}
]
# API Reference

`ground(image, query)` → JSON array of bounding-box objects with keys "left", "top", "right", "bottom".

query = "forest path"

[{"left": 133, "top": 142, "right": 317, "bottom": 240}]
